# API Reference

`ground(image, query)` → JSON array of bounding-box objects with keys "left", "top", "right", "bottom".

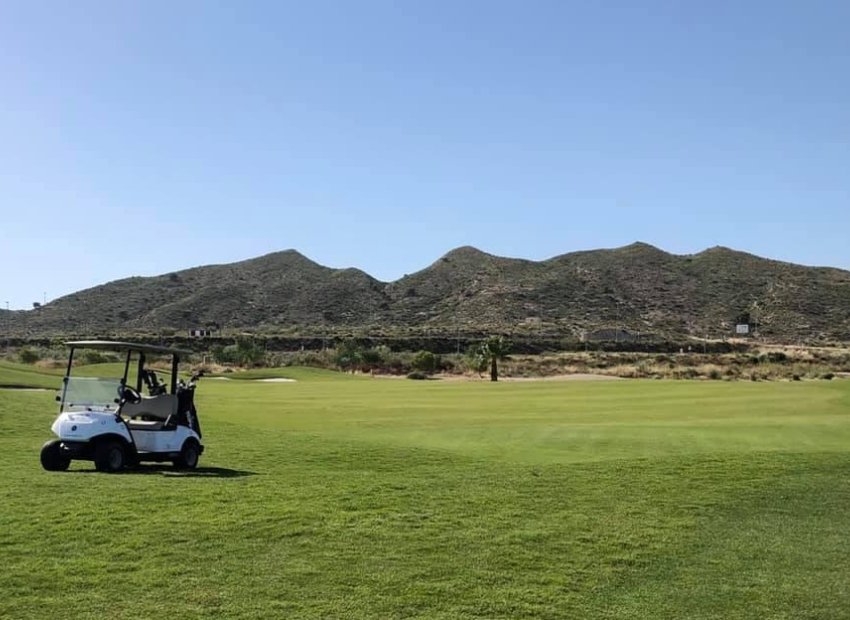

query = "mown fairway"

[{"left": 2, "top": 366, "right": 850, "bottom": 619}]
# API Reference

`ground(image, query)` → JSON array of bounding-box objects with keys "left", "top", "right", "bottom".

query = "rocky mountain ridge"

[{"left": 6, "top": 243, "right": 850, "bottom": 342}]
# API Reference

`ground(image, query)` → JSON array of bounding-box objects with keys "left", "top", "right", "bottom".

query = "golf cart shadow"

[
  {"left": 130, "top": 465, "right": 256, "bottom": 478},
  {"left": 68, "top": 465, "right": 256, "bottom": 477}
]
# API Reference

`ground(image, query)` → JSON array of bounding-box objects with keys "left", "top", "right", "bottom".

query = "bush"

[
  {"left": 411, "top": 350, "right": 439, "bottom": 373},
  {"left": 465, "top": 346, "right": 488, "bottom": 375},
  {"left": 18, "top": 348, "right": 40, "bottom": 364},
  {"left": 234, "top": 337, "right": 266, "bottom": 367},
  {"left": 295, "top": 351, "right": 334, "bottom": 369},
  {"left": 407, "top": 371, "right": 429, "bottom": 380},
  {"left": 334, "top": 340, "right": 363, "bottom": 372},
  {"left": 759, "top": 351, "right": 788, "bottom": 364},
  {"left": 822, "top": 372, "right": 835, "bottom": 381},
  {"left": 81, "top": 350, "right": 113, "bottom": 365},
  {"left": 211, "top": 344, "right": 238, "bottom": 365},
  {"left": 674, "top": 368, "right": 699, "bottom": 380},
  {"left": 359, "top": 348, "right": 386, "bottom": 372}
]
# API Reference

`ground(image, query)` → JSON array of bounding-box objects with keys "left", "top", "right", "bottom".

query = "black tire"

[
  {"left": 173, "top": 439, "right": 200, "bottom": 470},
  {"left": 41, "top": 440, "right": 70, "bottom": 471},
  {"left": 94, "top": 439, "right": 126, "bottom": 473}
]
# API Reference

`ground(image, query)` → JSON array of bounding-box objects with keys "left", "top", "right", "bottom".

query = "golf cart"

[{"left": 41, "top": 341, "right": 204, "bottom": 473}]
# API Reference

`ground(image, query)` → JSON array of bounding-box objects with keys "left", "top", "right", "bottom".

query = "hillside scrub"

[
  {"left": 4, "top": 344, "right": 849, "bottom": 382},
  {"left": 499, "top": 348, "right": 850, "bottom": 381}
]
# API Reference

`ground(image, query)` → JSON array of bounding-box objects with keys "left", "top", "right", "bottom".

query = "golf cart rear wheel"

[
  {"left": 174, "top": 439, "right": 200, "bottom": 470},
  {"left": 41, "top": 440, "right": 70, "bottom": 471},
  {"left": 94, "top": 440, "right": 126, "bottom": 473}
]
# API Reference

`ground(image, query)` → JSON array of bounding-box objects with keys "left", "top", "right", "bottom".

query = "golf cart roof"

[{"left": 66, "top": 341, "right": 191, "bottom": 356}]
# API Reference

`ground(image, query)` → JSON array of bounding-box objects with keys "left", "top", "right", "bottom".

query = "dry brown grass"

[{"left": 496, "top": 348, "right": 850, "bottom": 382}]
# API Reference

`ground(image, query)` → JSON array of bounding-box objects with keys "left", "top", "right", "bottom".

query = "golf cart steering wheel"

[{"left": 118, "top": 384, "right": 142, "bottom": 405}]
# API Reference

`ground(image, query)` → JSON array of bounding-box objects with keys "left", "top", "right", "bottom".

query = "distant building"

[
  {"left": 189, "top": 325, "right": 220, "bottom": 338},
  {"left": 734, "top": 312, "right": 755, "bottom": 336}
]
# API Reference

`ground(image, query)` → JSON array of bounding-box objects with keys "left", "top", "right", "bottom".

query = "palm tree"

[{"left": 477, "top": 336, "right": 511, "bottom": 382}]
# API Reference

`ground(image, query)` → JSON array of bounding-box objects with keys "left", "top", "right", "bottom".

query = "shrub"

[
  {"left": 359, "top": 348, "right": 386, "bottom": 372},
  {"left": 234, "top": 337, "right": 266, "bottom": 367},
  {"left": 334, "top": 340, "right": 363, "bottom": 372},
  {"left": 211, "top": 344, "right": 238, "bottom": 365},
  {"left": 298, "top": 351, "right": 334, "bottom": 369},
  {"left": 759, "top": 351, "right": 788, "bottom": 364},
  {"left": 81, "top": 350, "right": 112, "bottom": 365},
  {"left": 465, "top": 345, "right": 488, "bottom": 375},
  {"left": 18, "top": 348, "right": 40, "bottom": 364},
  {"left": 411, "top": 350, "right": 439, "bottom": 373},
  {"left": 674, "top": 368, "right": 699, "bottom": 380}
]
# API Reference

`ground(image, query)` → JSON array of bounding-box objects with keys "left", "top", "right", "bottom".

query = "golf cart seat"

[{"left": 122, "top": 394, "right": 178, "bottom": 426}]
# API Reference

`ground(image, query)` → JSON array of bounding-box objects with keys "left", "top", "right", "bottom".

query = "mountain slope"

[
  {"left": 385, "top": 246, "right": 545, "bottom": 327},
  {"left": 8, "top": 244, "right": 850, "bottom": 341},
  {"left": 15, "top": 250, "right": 389, "bottom": 333}
]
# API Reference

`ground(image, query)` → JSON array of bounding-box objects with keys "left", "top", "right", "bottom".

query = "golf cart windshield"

[
  {"left": 59, "top": 341, "right": 192, "bottom": 415},
  {"left": 60, "top": 377, "right": 121, "bottom": 412}
]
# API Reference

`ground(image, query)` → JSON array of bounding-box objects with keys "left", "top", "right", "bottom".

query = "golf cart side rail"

[{"left": 65, "top": 341, "right": 192, "bottom": 356}]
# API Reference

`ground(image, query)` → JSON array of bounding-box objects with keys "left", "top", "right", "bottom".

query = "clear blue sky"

[{"left": 2, "top": 1, "right": 848, "bottom": 309}]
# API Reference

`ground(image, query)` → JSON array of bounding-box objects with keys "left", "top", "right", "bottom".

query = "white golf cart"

[{"left": 41, "top": 341, "right": 204, "bottom": 473}]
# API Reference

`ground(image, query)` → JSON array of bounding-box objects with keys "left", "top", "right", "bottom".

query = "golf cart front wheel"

[
  {"left": 94, "top": 440, "right": 126, "bottom": 473},
  {"left": 174, "top": 439, "right": 200, "bottom": 470},
  {"left": 41, "top": 440, "right": 70, "bottom": 471}
]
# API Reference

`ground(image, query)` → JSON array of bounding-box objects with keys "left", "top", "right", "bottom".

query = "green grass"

[
  {"left": 210, "top": 366, "right": 363, "bottom": 381},
  {"left": 0, "top": 360, "right": 65, "bottom": 389},
  {"left": 2, "top": 370, "right": 850, "bottom": 618}
]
